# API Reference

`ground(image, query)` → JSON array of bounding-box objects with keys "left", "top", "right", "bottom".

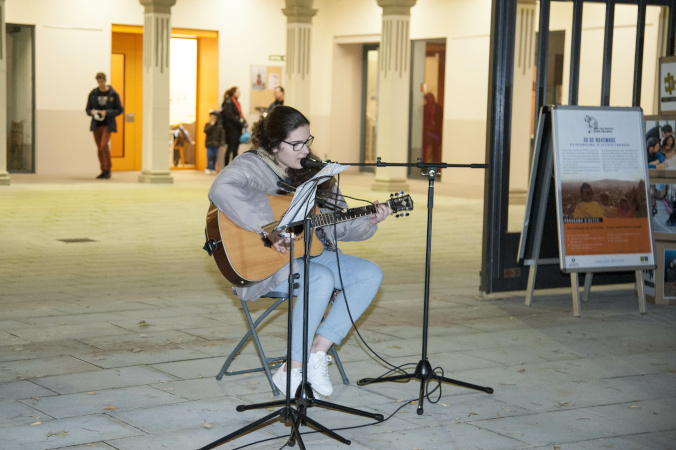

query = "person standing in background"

[
  {"left": 220, "top": 86, "right": 247, "bottom": 167},
  {"left": 267, "top": 86, "right": 284, "bottom": 114},
  {"left": 86, "top": 72, "right": 123, "bottom": 179},
  {"left": 204, "top": 110, "right": 225, "bottom": 174}
]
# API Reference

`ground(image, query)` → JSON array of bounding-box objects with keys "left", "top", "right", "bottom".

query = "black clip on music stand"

[
  {"left": 355, "top": 157, "right": 494, "bottom": 415},
  {"left": 198, "top": 176, "right": 383, "bottom": 450}
]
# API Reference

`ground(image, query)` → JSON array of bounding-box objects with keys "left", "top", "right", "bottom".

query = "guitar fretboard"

[{"left": 311, "top": 205, "right": 378, "bottom": 228}]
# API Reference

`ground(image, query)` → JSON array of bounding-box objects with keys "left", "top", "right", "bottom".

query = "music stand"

[
  {"left": 355, "top": 159, "right": 494, "bottom": 415},
  {"left": 199, "top": 165, "right": 383, "bottom": 450}
]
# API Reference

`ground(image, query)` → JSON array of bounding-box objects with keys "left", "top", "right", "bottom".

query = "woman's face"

[
  {"left": 234, "top": 88, "right": 240, "bottom": 98},
  {"left": 272, "top": 124, "right": 311, "bottom": 171}
]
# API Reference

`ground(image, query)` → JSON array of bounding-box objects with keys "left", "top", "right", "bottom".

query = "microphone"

[{"left": 300, "top": 158, "right": 331, "bottom": 169}]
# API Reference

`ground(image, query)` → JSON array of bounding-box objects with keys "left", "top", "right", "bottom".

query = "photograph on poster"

[
  {"left": 561, "top": 180, "right": 647, "bottom": 220},
  {"left": 648, "top": 183, "right": 676, "bottom": 236},
  {"left": 251, "top": 65, "right": 266, "bottom": 90},
  {"left": 645, "top": 116, "right": 676, "bottom": 176},
  {"left": 268, "top": 73, "right": 280, "bottom": 90},
  {"left": 663, "top": 248, "right": 676, "bottom": 299},
  {"left": 643, "top": 268, "right": 655, "bottom": 298}
]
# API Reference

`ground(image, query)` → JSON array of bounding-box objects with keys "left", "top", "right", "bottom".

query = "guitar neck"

[{"left": 312, "top": 204, "right": 378, "bottom": 228}]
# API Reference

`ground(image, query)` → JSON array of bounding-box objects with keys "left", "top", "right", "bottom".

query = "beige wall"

[{"left": 4, "top": 0, "right": 667, "bottom": 194}]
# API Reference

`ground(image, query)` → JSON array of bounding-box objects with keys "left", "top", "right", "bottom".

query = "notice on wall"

[
  {"left": 659, "top": 56, "right": 676, "bottom": 114},
  {"left": 552, "top": 106, "right": 655, "bottom": 272}
]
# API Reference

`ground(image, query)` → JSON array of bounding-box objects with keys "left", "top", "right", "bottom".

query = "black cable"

[{"left": 325, "top": 177, "right": 415, "bottom": 377}]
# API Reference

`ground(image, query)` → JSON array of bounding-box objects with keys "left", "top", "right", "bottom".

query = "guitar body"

[{"left": 206, "top": 194, "right": 324, "bottom": 286}]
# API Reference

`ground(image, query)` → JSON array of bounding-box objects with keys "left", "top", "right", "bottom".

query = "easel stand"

[
  {"left": 520, "top": 107, "right": 648, "bottom": 318},
  {"left": 199, "top": 218, "right": 383, "bottom": 450},
  {"left": 353, "top": 160, "right": 493, "bottom": 415}
]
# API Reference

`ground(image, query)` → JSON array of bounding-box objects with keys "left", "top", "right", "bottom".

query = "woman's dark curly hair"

[
  {"left": 223, "top": 86, "right": 238, "bottom": 102},
  {"left": 251, "top": 105, "right": 322, "bottom": 186}
]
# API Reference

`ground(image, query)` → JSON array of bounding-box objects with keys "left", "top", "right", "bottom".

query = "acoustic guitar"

[{"left": 204, "top": 193, "right": 413, "bottom": 286}]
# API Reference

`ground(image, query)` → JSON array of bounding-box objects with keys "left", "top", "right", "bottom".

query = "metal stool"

[{"left": 216, "top": 290, "right": 349, "bottom": 396}]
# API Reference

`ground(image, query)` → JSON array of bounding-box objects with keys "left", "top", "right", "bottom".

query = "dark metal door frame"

[{"left": 481, "top": 0, "right": 676, "bottom": 294}]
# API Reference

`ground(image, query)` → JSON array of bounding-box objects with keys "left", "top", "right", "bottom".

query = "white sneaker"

[
  {"left": 307, "top": 351, "right": 333, "bottom": 397},
  {"left": 272, "top": 364, "right": 302, "bottom": 396},
  {"left": 204, "top": 169, "right": 211, "bottom": 174}
]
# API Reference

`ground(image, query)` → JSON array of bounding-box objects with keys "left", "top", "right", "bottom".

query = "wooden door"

[{"left": 111, "top": 31, "right": 143, "bottom": 171}]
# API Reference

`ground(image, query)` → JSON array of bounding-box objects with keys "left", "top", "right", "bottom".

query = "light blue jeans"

[{"left": 272, "top": 250, "right": 383, "bottom": 362}]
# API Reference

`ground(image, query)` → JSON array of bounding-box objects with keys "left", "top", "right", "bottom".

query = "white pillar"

[
  {"left": 372, "top": 0, "right": 416, "bottom": 192},
  {"left": 0, "top": 0, "right": 10, "bottom": 185},
  {"left": 138, "top": 0, "right": 175, "bottom": 183},
  {"left": 282, "top": 0, "right": 317, "bottom": 116}
]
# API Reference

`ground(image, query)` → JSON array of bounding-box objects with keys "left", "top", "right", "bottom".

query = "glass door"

[
  {"left": 6, "top": 24, "right": 35, "bottom": 173},
  {"left": 360, "top": 44, "right": 379, "bottom": 172}
]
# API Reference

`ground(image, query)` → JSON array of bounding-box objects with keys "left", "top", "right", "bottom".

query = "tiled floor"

[{"left": 0, "top": 170, "right": 675, "bottom": 450}]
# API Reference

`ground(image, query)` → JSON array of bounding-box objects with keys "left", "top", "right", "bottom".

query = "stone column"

[
  {"left": 282, "top": 0, "right": 317, "bottom": 116},
  {"left": 0, "top": 0, "right": 10, "bottom": 185},
  {"left": 372, "top": 0, "right": 416, "bottom": 192},
  {"left": 138, "top": 0, "right": 175, "bottom": 183}
]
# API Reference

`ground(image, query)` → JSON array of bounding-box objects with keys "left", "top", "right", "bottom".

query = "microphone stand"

[
  {"left": 347, "top": 157, "right": 494, "bottom": 415},
  {"left": 199, "top": 205, "right": 383, "bottom": 450}
]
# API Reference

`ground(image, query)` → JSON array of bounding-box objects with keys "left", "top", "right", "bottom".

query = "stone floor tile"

[
  {"left": 30, "top": 366, "right": 178, "bottom": 395},
  {"left": 71, "top": 346, "right": 213, "bottom": 369},
  {"left": 150, "top": 355, "right": 232, "bottom": 379},
  {"left": 358, "top": 421, "right": 526, "bottom": 450},
  {"left": 20, "top": 386, "right": 184, "bottom": 419},
  {"left": 78, "top": 329, "right": 210, "bottom": 352},
  {"left": 0, "top": 414, "right": 144, "bottom": 450},
  {"left": 0, "top": 379, "right": 56, "bottom": 402},
  {"left": 150, "top": 374, "right": 274, "bottom": 401},
  {"left": 0, "top": 400, "right": 52, "bottom": 426},
  {"left": 0, "top": 339, "right": 102, "bottom": 364},
  {"left": 105, "top": 422, "right": 278, "bottom": 450},
  {"left": 0, "top": 356, "right": 100, "bottom": 383},
  {"left": 8, "top": 323, "right": 131, "bottom": 343},
  {"left": 106, "top": 397, "right": 265, "bottom": 433}
]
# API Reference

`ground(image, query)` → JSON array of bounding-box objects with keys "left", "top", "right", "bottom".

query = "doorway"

[
  {"left": 6, "top": 24, "right": 35, "bottom": 173},
  {"left": 360, "top": 44, "right": 379, "bottom": 172},
  {"left": 409, "top": 39, "right": 446, "bottom": 177},
  {"left": 110, "top": 25, "right": 218, "bottom": 172}
]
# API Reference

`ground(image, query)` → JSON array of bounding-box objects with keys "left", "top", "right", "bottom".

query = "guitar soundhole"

[{"left": 289, "top": 224, "right": 305, "bottom": 237}]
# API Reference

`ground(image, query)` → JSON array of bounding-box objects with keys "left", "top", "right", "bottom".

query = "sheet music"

[{"left": 275, "top": 162, "right": 349, "bottom": 231}]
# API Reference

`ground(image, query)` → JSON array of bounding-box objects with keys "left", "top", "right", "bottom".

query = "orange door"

[{"left": 111, "top": 31, "right": 143, "bottom": 171}]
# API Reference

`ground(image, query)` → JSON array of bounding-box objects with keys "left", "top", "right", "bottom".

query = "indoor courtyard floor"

[{"left": 1, "top": 170, "right": 675, "bottom": 450}]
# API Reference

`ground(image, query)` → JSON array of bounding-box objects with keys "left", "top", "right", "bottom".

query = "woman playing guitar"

[{"left": 208, "top": 106, "right": 391, "bottom": 398}]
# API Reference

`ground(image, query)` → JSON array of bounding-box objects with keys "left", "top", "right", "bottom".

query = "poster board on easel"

[{"left": 518, "top": 106, "right": 654, "bottom": 316}]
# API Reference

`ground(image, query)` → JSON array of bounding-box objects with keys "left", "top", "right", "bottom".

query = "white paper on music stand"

[{"left": 275, "top": 162, "right": 349, "bottom": 232}]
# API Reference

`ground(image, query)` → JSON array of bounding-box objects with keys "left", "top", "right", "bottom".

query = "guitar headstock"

[{"left": 387, "top": 192, "right": 414, "bottom": 218}]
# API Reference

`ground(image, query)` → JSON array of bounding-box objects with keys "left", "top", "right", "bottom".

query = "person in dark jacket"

[
  {"left": 267, "top": 86, "right": 284, "bottom": 114},
  {"left": 220, "top": 86, "right": 247, "bottom": 167},
  {"left": 85, "top": 72, "right": 123, "bottom": 179},
  {"left": 204, "top": 109, "right": 225, "bottom": 174}
]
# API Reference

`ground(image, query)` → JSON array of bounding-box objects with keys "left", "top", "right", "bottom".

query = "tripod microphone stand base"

[
  {"left": 357, "top": 359, "right": 493, "bottom": 415},
  {"left": 198, "top": 383, "right": 384, "bottom": 450}
]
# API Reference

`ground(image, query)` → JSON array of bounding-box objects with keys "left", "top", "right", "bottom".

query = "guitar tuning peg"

[
  {"left": 399, "top": 191, "right": 404, "bottom": 196},
  {"left": 390, "top": 193, "right": 394, "bottom": 198},
  {"left": 395, "top": 213, "right": 400, "bottom": 218},
  {"left": 405, "top": 212, "right": 410, "bottom": 217}
]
